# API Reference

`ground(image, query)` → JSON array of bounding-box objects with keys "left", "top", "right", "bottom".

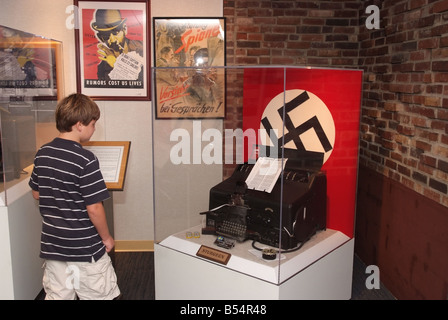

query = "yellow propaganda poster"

[{"left": 153, "top": 18, "right": 225, "bottom": 119}]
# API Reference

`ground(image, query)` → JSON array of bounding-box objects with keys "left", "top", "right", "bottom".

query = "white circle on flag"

[{"left": 260, "top": 89, "right": 335, "bottom": 164}]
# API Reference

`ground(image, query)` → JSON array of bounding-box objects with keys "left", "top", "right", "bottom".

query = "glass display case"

[
  {"left": 0, "top": 25, "right": 63, "bottom": 300},
  {"left": 0, "top": 25, "right": 63, "bottom": 205},
  {"left": 152, "top": 65, "right": 363, "bottom": 299}
]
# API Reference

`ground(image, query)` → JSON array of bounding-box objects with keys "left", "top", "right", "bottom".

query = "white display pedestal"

[{"left": 155, "top": 226, "right": 354, "bottom": 300}]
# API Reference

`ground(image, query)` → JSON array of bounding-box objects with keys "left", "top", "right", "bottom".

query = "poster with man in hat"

[{"left": 76, "top": 1, "right": 148, "bottom": 99}]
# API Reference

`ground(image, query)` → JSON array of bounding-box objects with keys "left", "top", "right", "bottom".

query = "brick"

[
  {"left": 433, "top": 48, "right": 448, "bottom": 59},
  {"left": 297, "top": 26, "right": 321, "bottom": 33},
  {"left": 412, "top": 117, "right": 429, "bottom": 128},
  {"left": 429, "top": 178, "right": 448, "bottom": 194},
  {"left": 301, "top": 34, "right": 325, "bottom": 42},
  {"left": 410, "top": 51, "right": 427, "bottom": 61},
  {"left": 271, "top": 57, "right": 295, "bottom": 65},
  {"left": 385, "top": 159, "right": 397, "bottom": 170},
  {"left": 277, "top": 17, "right": 301, "bottom": 25},
  {"left": 302, "top": 18, "right": 325, "bottom": 26},
  {"left": 247, "top": 33, "right": 263, "bottom": 41},
  {"left": 237, "top": 25, "right": 260, "bottom": 33},
  {"left": 432, "top": 120, "right": 447, "bottom": 132},
  {"left": 432, "top": 61, "right": 448, "bottom": 72},
  {"left": 438, "top": 109, "right": 448, "bottom": 120},
  {"left": 431, "top": 23, "right": 448, "bottom": 37},
  {"left": 438, "top": 159, "right": 448, "bottom": 173},
  {"left": 419, "top": 38, "right": 439, "bottom": 49},
  {"left": 443, "top": 134, "right": 448, "bottom": 145},
  {"left": 335, "top": 42, "right": 359, "bottom": 49},
  {"left": 420, "top": 154, "right": 437, "bottom": 168},
  {"left": 424, "top": 97, "right": 441, "bottom": 108},
  {"left": 379, "top": 129, "right": 395, "bottom": 140},
  {"left": 398, "top": 164, "right": 411, "bottom": 176},
  {"left": 416, "top": 140, "right": 433, "bottom": 152},
  {"left": 247, "top": 48, "right": 269, "bottom": 56},
  {"left": 264, "top": 33, "right": 288, "bottom": 42},
  {"left": 272, "top": 26, "right": 296, "bottom": 33},
  {"left": 415, "top": 62, "right": 431, "bottom": 72},
  {"left": 309, "top": 10, "right": 334, "bottom": 17},
  {"left": 433, "top": 0, "right": 448, "bottom": 13},
  {"left": 419, "top": 160, "right": 435, "bottom": 174},
  {"left": 401, "top": 41, "right": 418, "bottom": 51},
  {"left": 417, "top": 14, "right": 435, "bottom": 28},
  {"left": 382, "top": 140, "right": 397, "bottom": 150},
  {"left": 434, "top": 145, "right": 448, "bottom": 158},
  {"left": 236, "top": 41, "right": 260, "bottom": 48},
  {"left": 384, "top": 102, "right": 405, "bottom": 112},
  {"left": 236, "top": 33, "right": 247, "bottom": 40},
  {"left": 412, "top": 171, "right": 428, "bottom": 184},
  {"left": 319, "top": 49, "right": 341, "bottom": 57},
  {"left": 326, "top": 19, "right": 350, "bottom": 26},
  {"left": 426, "top": 85, "right": 444, "bottom": 94},
  {"left": 287, "top": 41, "right": 311, "bottom": 49},
  {"left": 441, "top": 36, "right": 448, "bottom": 47},
  {"left": 235, "top": 56, "right": 258, "bottom": 64},
  {"left": 391, "top": 53, "right": 408, "bottom": 64},
  {"left": 434, "top": 73, "right": 448, "bottom": 82},
  {"left": 390, "top": 84, "right": 416, "bottom": 94}
]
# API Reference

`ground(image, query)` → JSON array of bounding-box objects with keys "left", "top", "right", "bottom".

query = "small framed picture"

[{"left": 82, "top": 141, "right": 131, "bottom": 191}]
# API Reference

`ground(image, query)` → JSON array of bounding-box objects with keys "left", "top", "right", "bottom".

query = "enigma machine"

[{"left": 201, "top": 150, "right": 327, "bottom": 251}]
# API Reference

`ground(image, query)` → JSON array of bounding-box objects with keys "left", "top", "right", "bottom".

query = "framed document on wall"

[{"left": 82, "top": 141, "right": 131, "bottom": 191}]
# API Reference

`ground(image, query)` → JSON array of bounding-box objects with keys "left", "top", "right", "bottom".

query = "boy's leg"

[
  {"left": 75, "top": 253, "right": 120, "bottom": 300},
  {"left": 42, "top": 260, "right": 77, "bottom": 300}
]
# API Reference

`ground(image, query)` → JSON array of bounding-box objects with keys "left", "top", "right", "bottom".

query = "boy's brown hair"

[{"left": 55, "top": 93, "right": 100, "bottom": 132}]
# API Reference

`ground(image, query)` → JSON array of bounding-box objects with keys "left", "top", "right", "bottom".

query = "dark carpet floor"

[{"left": 36, "top": 251, "right": 395, "bottom": 300}]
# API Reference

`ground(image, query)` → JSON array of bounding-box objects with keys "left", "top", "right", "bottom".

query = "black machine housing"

[{"left": 204, "top": 150, "right": 327, "bottom": 250}]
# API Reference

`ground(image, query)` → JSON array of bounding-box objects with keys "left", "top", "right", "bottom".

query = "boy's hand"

[{"left": 102, "top": 236, "right": 115, "bottom": 252}]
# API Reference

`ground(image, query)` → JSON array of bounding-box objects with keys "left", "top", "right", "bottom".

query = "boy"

[{"left": 29, "top": 93, "right": 120, "bottom": 300}]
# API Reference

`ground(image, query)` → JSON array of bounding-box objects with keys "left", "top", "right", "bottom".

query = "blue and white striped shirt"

[{"left": 29, "top": 138, "right": 110, "bottom": 262}]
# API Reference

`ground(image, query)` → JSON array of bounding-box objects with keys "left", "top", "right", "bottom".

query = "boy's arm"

[
  {"left": 86, "top": 202, "right": 114, "bottom": 252},
  {"left": 32, "top": 190, "right": 39, "bottom": 200}
]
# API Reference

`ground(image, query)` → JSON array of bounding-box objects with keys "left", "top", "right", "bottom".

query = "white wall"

[{"left": 0, "top": 0, "right": 223, "bottom": 242}]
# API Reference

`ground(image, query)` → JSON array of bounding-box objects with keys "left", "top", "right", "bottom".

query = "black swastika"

[{"left": 261, "top": 91, "right": 333, "bottom": 153}]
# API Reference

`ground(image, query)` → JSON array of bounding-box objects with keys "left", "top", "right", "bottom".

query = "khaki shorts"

[{"left": 42, "top": 253, "right": 120, "bottom": 300}]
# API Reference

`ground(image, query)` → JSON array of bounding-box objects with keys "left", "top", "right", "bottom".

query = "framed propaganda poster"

[
  {"left": 74, "top": 0, "right": 150, "bottom": 100},
  {"left": 153, "top": 17, "right": 226, "bottom": 119},
  {"left": 0, "top": 25, "right": 64, "bottom": 100}
]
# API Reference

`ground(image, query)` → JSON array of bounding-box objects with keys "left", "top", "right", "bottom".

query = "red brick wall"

[
  {"left": 359, "top": 0, "right": 448, "bottom": 207},
  {"left": 223, "top": 0, "right": 448, "bottom": 299},
  {"left": 224, "top": 0, "right": 361, "bottom": 66},
  {"left": 358, "top": 0, "right": 448, "bottom": 300}
]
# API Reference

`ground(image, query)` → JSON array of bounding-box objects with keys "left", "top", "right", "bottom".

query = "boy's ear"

[{"left": 74, "top": 121, "right": 83, "bottom": 132}]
